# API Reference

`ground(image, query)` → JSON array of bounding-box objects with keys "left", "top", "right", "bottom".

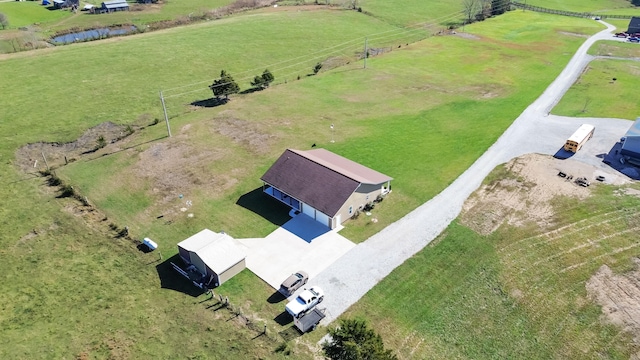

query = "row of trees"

[
  {"left": 462, "top": 0, "right": 510, "bottom": 24},
  {"left": 209, "top": 69, "right": 274, "bottom": 100},
  {"left": 209, "top": 62, "right": 322, "bottom": 101}
]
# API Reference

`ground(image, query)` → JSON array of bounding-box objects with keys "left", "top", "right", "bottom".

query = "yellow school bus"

[{"left": 564, "top": 124, "right": 595, "bottom": 152}]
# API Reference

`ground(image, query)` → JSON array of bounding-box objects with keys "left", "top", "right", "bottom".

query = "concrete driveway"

[{"left": 236, "top": 214, "right": 355, "bottom": 291}]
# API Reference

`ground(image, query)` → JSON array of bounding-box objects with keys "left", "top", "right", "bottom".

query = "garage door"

[
  {"left": 302, "top": 203, "right": 315, "bottom": 218},
  {"left": 315, "top": 211, "right": 329, "bottom": 227}
]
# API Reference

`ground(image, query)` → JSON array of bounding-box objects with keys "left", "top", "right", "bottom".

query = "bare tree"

[
  {"left": 0, "top": 13, "right": 9, "bottom": 30},
  {"left": 462, "top": 0, "right": 481, "bottom": 24}
]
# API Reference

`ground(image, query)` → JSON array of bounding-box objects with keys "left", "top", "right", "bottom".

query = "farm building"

[
  {"left": 52, "top": 0, "right": 78, "bottom": 8},
  {"left": 620, "top": 118, "right": 640, "bottom": 164},
  {"left": 261, "top": 148, "right": 392, "bottom": 229},
  {"left": 628, "top": 17, "right": 640, "bottom": 34},
  {"left": 98, "top": 0, "right": 129, "bottom": 12},
  {"left": 177, "top": 229, "right": 246, "bottom": 287}
]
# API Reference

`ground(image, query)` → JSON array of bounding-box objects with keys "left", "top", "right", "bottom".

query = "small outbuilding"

[
  {"left": 100, "top": 0, "right": 129, "bottom": 12},
  {"left": 261, "top": 148, "right": 392, "bottom": 229},
  {"left": 177, "top": 229, "right": 246, "bottom": 287}
]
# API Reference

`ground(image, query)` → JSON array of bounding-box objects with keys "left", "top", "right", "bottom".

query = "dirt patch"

[
  {"left": 14, "top": 122, "right": 132, "bottom": 173},
  {"left": 212, "top": 117, "right": 275, "bottom": 155},
  {"left": 134, "top": 141, "right": 231, "bottom": 205},
  {"left": 460, "top": 154, "right": 629, "bottom": 235},
  {"left": 586, "top": 259, "right": 640, "bottom": 354},
  {"left": 558, "top": 31, "right": 589, "bottom": 38},
  {"left": 452, "top": 32, "right": 480, "bottom": 40}
]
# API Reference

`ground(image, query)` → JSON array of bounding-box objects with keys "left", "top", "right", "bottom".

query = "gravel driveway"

[{"left": 314, "top": 21, "right": 633, "bottom": 325}]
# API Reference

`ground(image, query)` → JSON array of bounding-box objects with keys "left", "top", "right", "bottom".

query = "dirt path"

[{"left": 314, "top": 21, "right": 633, "bottom": 325}]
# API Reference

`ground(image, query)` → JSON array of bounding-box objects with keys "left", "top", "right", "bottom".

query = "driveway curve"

[{"left": 314, "top": 20, "right": 634, "bottom": 325}]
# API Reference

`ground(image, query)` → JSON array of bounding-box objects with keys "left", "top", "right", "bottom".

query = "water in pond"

[{"left": 52, "top": 26, "right": 137, "bottom": 45}]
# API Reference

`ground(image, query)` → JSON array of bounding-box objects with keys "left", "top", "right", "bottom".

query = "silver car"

[{"left": 279, "top": 271, "right": 308, "bottom": 296}]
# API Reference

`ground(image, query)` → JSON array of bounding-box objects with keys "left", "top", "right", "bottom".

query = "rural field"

[
  {"left": 553, "top": 42, "right": 640, "bottom": 118},
  {"left": 2, "top": 0, "right": 640, "bottom": 358}
]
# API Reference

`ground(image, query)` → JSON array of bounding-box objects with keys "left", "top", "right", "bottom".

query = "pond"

[{"left": 51, "top": 26, "right": 137, "bottom": 45}]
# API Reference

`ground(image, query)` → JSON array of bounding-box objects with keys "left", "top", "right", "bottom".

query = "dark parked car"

[
  {"left": 614, "top": 32, "right": 628, "bottom": 38},
  {"left": 279, "top": 271, "right": 308, "bottom": 296},
  {"left": 628, "top": 37, "right": 640, "bottom": 43}
]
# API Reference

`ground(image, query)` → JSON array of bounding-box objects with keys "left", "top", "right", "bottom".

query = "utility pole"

[
  {"left": 363, "top": 37, "right": 368, "bottom": 69},
  {"left": 159, "top": 90, "right": 172, "bottom": 138}
]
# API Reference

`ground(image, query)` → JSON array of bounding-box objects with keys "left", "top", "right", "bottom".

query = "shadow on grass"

[
  {"left": 278, "top": 326, "right": 303, "bottom": 341},
  {"left": 239, "top": 87, "right": 262, "bottom": 95},
  {"left": 274, "top": 311, "right": 293, "bottom": 326},
  {"left": 136, "top": 243, "right": 154, "bottom": 254},
  {"left": 85, "top": 136, "right": 166, "bottom": 162},
  {"left": 190, "top": 98, "right": 228, "bottom": 108},
  {"left": 155, "top": 254, "right": 205, "bottom": 297},
  {"left": 267, "top": 290, "right": 287, "bottom": 304},
  {"left": 236, "top": 187, "right": 291, "bottom": 227}
]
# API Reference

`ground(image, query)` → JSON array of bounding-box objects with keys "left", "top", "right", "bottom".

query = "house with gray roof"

[{"left": 261, "top": 148, "right": 392, "bottom": 229}]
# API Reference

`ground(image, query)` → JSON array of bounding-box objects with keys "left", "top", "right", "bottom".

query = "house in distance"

[{"left": 261, "top": 148, "right": 392, "bottom": 229}]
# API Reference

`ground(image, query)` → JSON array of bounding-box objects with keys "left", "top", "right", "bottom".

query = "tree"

[
  {"left": 250, "top": 75, "right": 265, "bottom": 89},
  {"left": 261, "top": 69, "right": 274, "bottom": 87},
  {"left": 251, "top": 69, "right": 274, "bottom": 90},
  {"left": 313, "top": 62, "right": 323, "bottom": 75},
  {"left": 491, "top": 0, "right": 509, "bottom": 15},
  {"left": 209, "top": 70, "right": 239, "bottom": 100},
  {"left": 322, "top": 318, "right": 397, "bottom": 360},
  {"left": 0, "top": 12, "right": 9, "bottom": 30},
  {"left": 462, "top": 0, "right": 481, "bottom": 24}
]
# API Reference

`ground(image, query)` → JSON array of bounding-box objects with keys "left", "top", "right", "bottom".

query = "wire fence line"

[
  {"left": 510, "top": 1, "right": 636, "bottom": 20},
  {"left": 158, "top": 9, "right": 475, "bottom": 119},
  {"left": 158, "top": 0, "right": 528, "bottom": 119}
]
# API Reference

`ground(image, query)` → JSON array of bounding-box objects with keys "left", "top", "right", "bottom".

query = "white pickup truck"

[{"left": 285, "top": 286, "right": 324, "bottom": 318}]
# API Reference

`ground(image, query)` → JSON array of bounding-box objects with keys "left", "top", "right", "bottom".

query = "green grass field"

[
  {"left": 552, "top": 41, "right": 640, "bottom": 119},
  {"left": 52, "top": 11, "right": 603, "bottom": 246},
  {"left": 342, "top": 172, "right": 640, "bottom": 359},
  {"left": 2, "top": 1, "right": 640, "bottom": 358}
]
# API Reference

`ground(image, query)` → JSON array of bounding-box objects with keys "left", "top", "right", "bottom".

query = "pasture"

[
  {"left": 1, "top": 2, "right": 639, "bottom": 359},
  {"left": 49, "top": 11, "right": 604, "bottom": 245},
  {"left": 552, "top": 42, "right": 640, "bottom": 119}
]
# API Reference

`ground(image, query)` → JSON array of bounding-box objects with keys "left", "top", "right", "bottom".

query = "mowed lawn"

[
  {"left": 342, "top": 172, "right": 640, "bottom": 359},
  {"left": 552, "top": 41, "right": 640, "bottom": 119}
]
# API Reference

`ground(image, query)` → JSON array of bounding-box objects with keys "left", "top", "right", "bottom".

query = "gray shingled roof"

[
  {"left": 261, "top": 149, "right": 362, "bottom": 217},
  {"left": 261, "top": 149, "right": 392, "bottom": 217}
]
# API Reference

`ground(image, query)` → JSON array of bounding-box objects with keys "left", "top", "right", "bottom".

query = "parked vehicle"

[
  {"left": 628, "top": 37, "right": 640, "bottom": 43},
  {"left": 564, "top": 124, "right": 595, "bottom": 153},
  {"left": 294, "top": 307, "right": 326, "bottom": 332},
  {"left": 575, "top": 177, "right": 590, "bottom": 187},
  {"left": 614, "top": 32, "right": 628, "bottom": 38},
  {"left": 279, "top": 271, "right": 308, "bottom": 296},
  {"left": 285, "top": 286, "right": 324, "bottom": 318}
]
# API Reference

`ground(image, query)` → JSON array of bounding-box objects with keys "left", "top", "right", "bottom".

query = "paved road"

[{"left": 314, "top": 21, "right": 634, "bottom": 325}]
